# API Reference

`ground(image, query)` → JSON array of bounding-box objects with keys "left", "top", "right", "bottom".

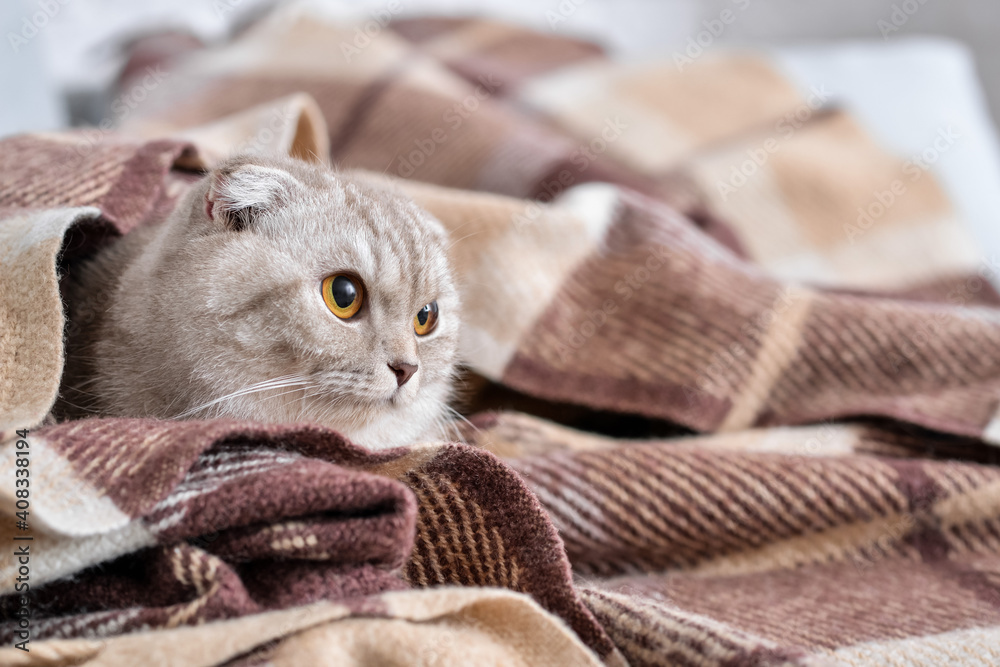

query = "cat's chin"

[
  {"left": 319, "top": 388, "right": 452, "bottom": 452},
  {"left": 210, "top": 384, "right": 449, "bottom": 451},
  {"left": 339, "top": 408, "right": 442, "bottom": 451}
]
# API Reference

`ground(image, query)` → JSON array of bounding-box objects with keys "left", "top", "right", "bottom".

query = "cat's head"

[{"left": 117, "top": 154, "right": 460, "bottom": 450}]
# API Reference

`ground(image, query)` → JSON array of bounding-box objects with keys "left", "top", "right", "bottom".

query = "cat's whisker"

[
  {"left": 54, "top": 395, "right": 100, "bottom": 413},
  {"left": 66, "top": 376, "right": 104, "bottom": 390},
  {"left": 441, "top": 416, "right": 463, "bottom": 444},
  {"left": 442, "top": 403, "right": 476, "bottom": 430},
  {"left": 445, "top": 229, "right": 483, "bottom": 251},
  {"left": 233, "top": 386, "right": 314, "bottom": 421},
  {"left": 174, "top": 375, "right": 310, "bottom": 419},
  {"left": 419, "top": 397, "right": 471, "bottom": 444}
]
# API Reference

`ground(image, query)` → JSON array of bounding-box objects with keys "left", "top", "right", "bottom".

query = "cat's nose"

[{"left": 388, "top": 361, "right": 418, "bottom": 387}]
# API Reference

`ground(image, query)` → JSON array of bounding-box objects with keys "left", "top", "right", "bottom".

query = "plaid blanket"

[{"left": 3, "top": 10, "right": 1000, "bottom": 666}]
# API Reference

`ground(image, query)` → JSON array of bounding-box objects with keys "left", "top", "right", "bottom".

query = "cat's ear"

[{"left": 204, "top": 160, "right": 299, "bottom": 231}]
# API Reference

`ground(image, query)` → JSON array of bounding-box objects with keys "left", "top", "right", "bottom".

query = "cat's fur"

[{"left": 58, "top": 154, "right": 460, "bottom": 450}]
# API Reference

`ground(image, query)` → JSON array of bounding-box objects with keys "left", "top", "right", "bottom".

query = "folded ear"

[{"left": 205, "top": 159, "right": 300, "bottom": 231}]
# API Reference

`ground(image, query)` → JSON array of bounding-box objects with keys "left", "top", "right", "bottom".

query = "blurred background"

[
  {"left": 3, "top": 0, "right": 1000, "bottom": 266},
  {"left": 4, "top": 0, "right": 1000, "bottom": 130}
]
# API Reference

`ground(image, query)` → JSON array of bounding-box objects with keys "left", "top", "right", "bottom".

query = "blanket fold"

[
  {"left": 0, "top": 420, "right": 418, "bottom": 643},
  {"left": 0, "top": 589, "right": 606, "bottom": 667}
]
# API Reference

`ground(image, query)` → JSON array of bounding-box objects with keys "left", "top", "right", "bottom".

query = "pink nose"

[{"left": 388, "top": 361, "right": 417, "bottom": 387}]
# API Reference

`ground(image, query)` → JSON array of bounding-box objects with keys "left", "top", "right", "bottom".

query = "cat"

[{"left": 58, "top": 154, "right": 460, "bottom": 451}]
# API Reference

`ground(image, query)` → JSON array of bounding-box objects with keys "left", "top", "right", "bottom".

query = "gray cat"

[{"left": 59, "top": 154, "right": 460, "bottom": 451}]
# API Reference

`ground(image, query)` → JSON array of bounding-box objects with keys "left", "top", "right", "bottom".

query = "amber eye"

[
  {"left": 322, "top": 274, "right": 364, "bottom": 319},
  {"left": 414, "top": 301, "right": 439, "bottom": 336}
]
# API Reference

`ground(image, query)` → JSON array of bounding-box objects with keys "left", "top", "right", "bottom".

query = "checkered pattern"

[{"left": 3, "top": 11, "right": 1000, "bottom": 666}]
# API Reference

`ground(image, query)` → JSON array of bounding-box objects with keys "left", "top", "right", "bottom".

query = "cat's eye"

[
  {"left": 322, "top": 274, "right": 364, "bottom": 319},
  {"left": 414, "top": 301, "right": 439, "bottom": 336}
]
